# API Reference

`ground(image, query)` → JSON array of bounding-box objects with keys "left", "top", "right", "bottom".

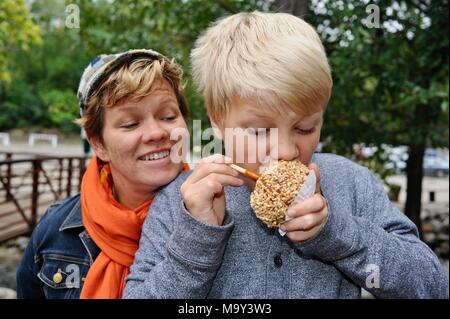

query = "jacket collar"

[
  {"left": 58, "top": 196, "right": 101, "bottom": 264},
  {"left": 59, "top": 197, "right": 84, "bottom": 231}
]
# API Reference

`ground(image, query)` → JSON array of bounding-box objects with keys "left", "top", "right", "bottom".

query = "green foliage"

[
  {"left": 308, "top": 0, "right": 449, "bottom": 154},
  {"left": 1, "top": 0, "right": 447, "bottom": 156},
  {"left": 1, "top": 0, "right": 89, "bottom": 133},
  {"left": 40, "top": 89, "right": 78, "bottom": 134},
  {"left": 73, "top": 0, "right": 270, "bottom": 127},
  {"left": 1, "top": 0, "right": 269, "bottom": 134},
  {"left": 0, "top": 79, "right": 46, "bottom": 129},
  {"left": 0, "top": 0, "right": 42, "bottom": 84}
]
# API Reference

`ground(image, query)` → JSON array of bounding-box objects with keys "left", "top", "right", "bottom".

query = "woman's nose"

[{"left": 142, "top": 121, "right": 169, "bottom": 143}]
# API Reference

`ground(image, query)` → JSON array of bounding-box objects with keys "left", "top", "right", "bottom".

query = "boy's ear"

[
  {"left": 208, "top": 111, "right": 224, "bottom": 140},
  {"left": 88, "top": 136, "right": 110, "bottom": 162}
]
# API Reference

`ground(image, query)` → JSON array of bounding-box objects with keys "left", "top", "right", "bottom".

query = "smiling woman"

[
  {"left": 92, "top": 80, "right": 187, "bottom": 209},
  {"left": 16, "top": 49, "right": 189, "bottom": 299}
]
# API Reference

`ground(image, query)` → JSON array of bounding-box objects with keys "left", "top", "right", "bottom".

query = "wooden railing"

[{"left": 0, "top": 152, "right": 87, "bottom": 243}]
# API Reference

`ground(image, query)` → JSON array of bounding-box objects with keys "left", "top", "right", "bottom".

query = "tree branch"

[{"left": 216, "top": 1, "right": 237, "bottom": 14}]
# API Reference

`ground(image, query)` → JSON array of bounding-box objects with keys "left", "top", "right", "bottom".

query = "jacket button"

[
  {"left": 53, "top": 269, "right": 63, "bottom": 284},
  {"left": 274, "top": 255, "right": 283, "bottom": 268}
]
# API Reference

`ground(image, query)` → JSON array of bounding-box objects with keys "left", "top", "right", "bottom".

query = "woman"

[{"left": 16, "top": 49, "right": 189, "bottom": 298}]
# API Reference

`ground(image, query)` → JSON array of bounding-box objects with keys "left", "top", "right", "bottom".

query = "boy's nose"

[{"left": 273, "top": 137, "right": 299, "bottom": 161}]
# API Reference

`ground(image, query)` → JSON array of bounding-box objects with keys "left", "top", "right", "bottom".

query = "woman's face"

[{"left": 92, "top": 80, "right": 187, "bottom": 202}]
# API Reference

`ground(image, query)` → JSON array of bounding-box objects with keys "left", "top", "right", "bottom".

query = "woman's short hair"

[{"left": 76, "top": 55, "right": 188, "bottom": 143}]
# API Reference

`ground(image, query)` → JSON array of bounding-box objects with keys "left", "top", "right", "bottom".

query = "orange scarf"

[{"left": 80, "top": 157, "right": 188, "bottom": 299}]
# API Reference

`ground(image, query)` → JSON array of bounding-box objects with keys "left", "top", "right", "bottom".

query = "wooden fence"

[{"left": 0, "top": 152, "right": 87, "bottom": 243}]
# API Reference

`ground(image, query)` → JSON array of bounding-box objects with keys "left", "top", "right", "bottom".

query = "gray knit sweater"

[{"left": 124, "top": 153, "right": 448, "bottom": 299}]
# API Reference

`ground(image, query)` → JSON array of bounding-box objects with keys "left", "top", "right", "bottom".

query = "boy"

[{"left": 124, "top": 12, "right": 448, "bottom": 298}]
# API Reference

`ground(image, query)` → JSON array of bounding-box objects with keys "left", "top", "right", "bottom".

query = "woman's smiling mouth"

[{"left": 138, "top": 150, "right": 170, "bottom": 161}]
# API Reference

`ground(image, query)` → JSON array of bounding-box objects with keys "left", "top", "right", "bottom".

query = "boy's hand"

[
  {"left": 181, "top": 154, "right": 244, "bottom": 226},
  {"left": 279, "top": 163, "right": 328, "bottom": 244}
]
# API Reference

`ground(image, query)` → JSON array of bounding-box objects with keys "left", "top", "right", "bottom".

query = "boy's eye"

[
  {"left": 296, "top": 127, "right": 315, "bottom": 135},
  {"left": 246, "top": 128, "right": 270, "bottom": 136}
]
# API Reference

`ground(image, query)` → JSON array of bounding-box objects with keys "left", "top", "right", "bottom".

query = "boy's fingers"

[
  {"left": 282, "top": 210, "right": 325, "bottom": 232},
  {"left": 188, "top": 162, "right": 239, "bottom": 183},
  {"left": 287, "top": 194, "right": 326, "bottom": 218},
  {"left": 195, "top": 174, "right": 244, "bottom": 194},
  {"left": 308, "top": 163, "right": 321, "bottom": 193},
  {"left": 201, "top": 154, "right": 233, "bottom": 164},
  {"left": 286, "top": 224, "right": 322, "bottom": 243}
]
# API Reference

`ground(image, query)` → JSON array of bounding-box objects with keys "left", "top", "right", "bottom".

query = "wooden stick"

[{"left": 229, "top": 164, "right": 260, "bottom": 181}]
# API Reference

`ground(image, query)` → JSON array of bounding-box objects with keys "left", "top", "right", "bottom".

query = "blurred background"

[{"left": 0, "top": 0, "right": 448, "bottom": 298}]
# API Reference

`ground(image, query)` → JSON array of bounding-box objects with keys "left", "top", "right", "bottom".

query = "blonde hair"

[
  {"left": 76, "top": 57, "right": 188, "bottom": 143},
  {"left": 191, "top": 11, "right": 332, "bottom": 124}
]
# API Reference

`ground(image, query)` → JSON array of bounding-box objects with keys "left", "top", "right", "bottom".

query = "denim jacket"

[{"left": 16, "top": 194, "right": 100, "bottom": 299}]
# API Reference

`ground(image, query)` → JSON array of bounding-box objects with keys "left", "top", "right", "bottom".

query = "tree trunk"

[
  {"left": 404, "top": 143, "right": 425, "bottom": 238},
  {"left": 273, "top": 0, "right": 308, "bottom": 18}
]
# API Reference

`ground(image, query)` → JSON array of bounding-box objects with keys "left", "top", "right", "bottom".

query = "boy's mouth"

[{"left": 138, "top": 150, "right": 170, "bottom": 161}]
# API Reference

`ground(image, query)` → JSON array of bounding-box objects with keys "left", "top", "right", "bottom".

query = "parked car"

[
  {"left": 423, "top": 149, "right": 449, "bottom": 177},
  {"left": 360, "top": 145, "right": 449, "bottom": 176}
]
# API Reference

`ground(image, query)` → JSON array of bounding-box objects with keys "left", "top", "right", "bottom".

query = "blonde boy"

[{"left": 125, "top": 12, "right": 448, "bottom": 298}]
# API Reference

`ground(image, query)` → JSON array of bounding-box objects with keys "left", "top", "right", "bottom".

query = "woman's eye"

[
  {"left": 296, "top": 127, "right": 315, "bottom": 135},
  {"left": 160, "top": 113, "right": 178, "bottom": 121},
  {"left": 162, "top": 115, "right": 176, "bottom": 121},
  {"left": 120, "top": 123, "right": 138, "bottom": 129}
]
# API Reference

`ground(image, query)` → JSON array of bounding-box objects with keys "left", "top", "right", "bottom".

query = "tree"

[
  {"left": 273, "top": 0, "right": 308, "bottom": 17},
  {"left": 0, "top": 0, "right": 42, "bottom": 126},
  {"left": 0, "top": 0, "right": 42, "bottom": 85},
  {"left": 306, "top": 0, "right": 449, "bottom": 235},
  {"left": 72, "top": 0, "right": 271, "bottom": 131},
  {"left": 1, "top": 0, "right": 87, "bottom": 133},
  {"left": 2, "top": 0, "right": 271, "bottom": 132},
  {"left": 3, "top": 0, "right": 447, "bottom": 237}
]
